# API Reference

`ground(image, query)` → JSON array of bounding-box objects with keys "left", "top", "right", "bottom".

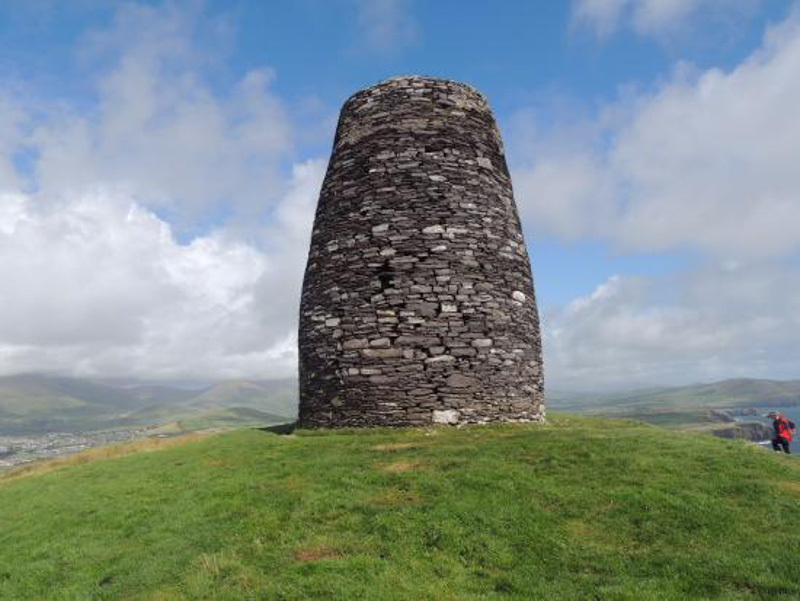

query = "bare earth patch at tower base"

[{"left": 298, "top": 76, "right": 544, "bottom": 427}]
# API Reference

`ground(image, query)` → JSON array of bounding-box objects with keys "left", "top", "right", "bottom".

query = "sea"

[{"left": 737, "top": 406, "right": 799, "bottom": 454}]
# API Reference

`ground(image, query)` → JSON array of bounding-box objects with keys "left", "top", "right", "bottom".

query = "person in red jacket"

[{"left": 768, "top": 411, "right": 796, "bottom": 454}]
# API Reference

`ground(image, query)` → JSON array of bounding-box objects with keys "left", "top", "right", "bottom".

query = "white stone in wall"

[{"left": 433, "top": 409, "right": 460, "bottom": 424}]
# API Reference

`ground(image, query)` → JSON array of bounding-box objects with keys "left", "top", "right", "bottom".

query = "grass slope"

[{"left": 0, "top": 417, "right": 798, "bottom": 600}]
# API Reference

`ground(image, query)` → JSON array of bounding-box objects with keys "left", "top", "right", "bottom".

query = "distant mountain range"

[
  {"left": 547, "top": 378, "right": 800, "bottom": 431},
  {"left": 547, "top": 378, "right": 800, "bottom": 413},
  {"left": 0, "top": 374, "right": 297, "bottom": 435},
  {"left": 3, "top": 374, "right": 798, "bottom": 436}
]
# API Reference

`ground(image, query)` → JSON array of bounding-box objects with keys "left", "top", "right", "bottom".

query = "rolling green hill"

[
  {"left": 0, "top": 374, "right": 141, "bottom": 417},
  {"left": 0, "top": 417, "right": 798, "bottom": 600},
  {"left": 188, "top": 379, "right": 297, "bottom": 417},
  {"left": 0, "top": 374, "right": 150, "bottom": 434},
  {"left": 170, "top": 406, "right": 292, "bottom": 432},
  {"left": 549, "top": 378, "right": 800, "bottom": 412},
  {"left": 548, "top": 378, "right": 800, "bottom": 428},
  {"left": 0, "top": 375, "right": 296, "bottom": 435}
]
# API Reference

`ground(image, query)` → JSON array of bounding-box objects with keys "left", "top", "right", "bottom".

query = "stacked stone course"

[{"left": 298, "top": 76, "right": 544, "bottom": 427}]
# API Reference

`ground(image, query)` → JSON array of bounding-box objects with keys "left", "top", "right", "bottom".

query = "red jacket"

[{"left": 774, "top": 418, "right": 795, "bottom": 443}]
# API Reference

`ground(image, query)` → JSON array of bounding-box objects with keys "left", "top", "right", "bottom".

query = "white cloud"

[
  {"left": 514, "top": 154, "right": 618, "bottom": 242},
  {"left": 27, "top": 3, "right": 292, "bottom": 224},
  {"left": 514, "top": 11, "right": 800, "bottom": 260},
  {"left": 572, "top": 0, "right": 758, "bottom": 38},
  {"left": 354, "top": 0, "right": 420, "bottom": 55},
  {"left": 518, "top": 10, "right": 800, "bottom": 388},
  {"left": 0, "top": 160, "right": 325, "bottom": 382},
  {"left": 1, "top": 0, "right": 794, "bottom": 395},
  {"left": 0, "top": 3, "right": 328, "bottom": 383},
  {"left": 545, "top": 264, "right": 800, "bottom": 390}
]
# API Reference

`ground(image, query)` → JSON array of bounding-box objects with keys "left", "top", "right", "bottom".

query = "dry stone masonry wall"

[{"left": 298, "top": 76, "right": 544, "bottom": 427}]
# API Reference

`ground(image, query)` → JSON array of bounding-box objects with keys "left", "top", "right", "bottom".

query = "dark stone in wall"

[{"left": 298, "top": 76, "right": 544, "bottom": 427}]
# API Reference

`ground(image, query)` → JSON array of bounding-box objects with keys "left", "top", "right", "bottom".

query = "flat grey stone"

[{"left": 446, "top": 374, "right": 476, "bottom": 388}]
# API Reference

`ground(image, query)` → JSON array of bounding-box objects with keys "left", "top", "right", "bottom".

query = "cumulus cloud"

[
  {"left": 515, "top": 10, "right": 800, "bottom": 388},
  {"left": 0, "top": 3, "right": 327, "bottom": 382},
  {"left": 514, "top": 11, "right": 800, "bottom": 260},
  {"left": 514, "top": 154, "right": 618, "bottom": 242},
  {"left": 572, "top": 0, "right": 758, "bottom": 38},
  {"left": 1, "top": 0, "right": 794, "bottom": 393},
  {"left": 27, "top": 2, "right": 292, "bottom": 225},
  {"left": 545, "top": 263, "right": 800, "bottom": 390},
  {"left": 0, "top": 160, "right": 325, "bottom": 381},
  {"left": 354, "top": 0, "right": 420, "bottom": 55}
]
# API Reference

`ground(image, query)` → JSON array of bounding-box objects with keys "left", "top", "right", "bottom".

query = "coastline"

[{"left": 733, "top": 406, "right": 799, "bottom": 453}]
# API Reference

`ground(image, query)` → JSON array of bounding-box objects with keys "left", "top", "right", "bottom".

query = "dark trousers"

[{"left": 771, "top": 437, "right": 791, "bottom": 454}]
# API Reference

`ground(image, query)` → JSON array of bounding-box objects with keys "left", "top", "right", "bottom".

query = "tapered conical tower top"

[{"left": 298, "top": 76, "right": 544, "bottom": 427}]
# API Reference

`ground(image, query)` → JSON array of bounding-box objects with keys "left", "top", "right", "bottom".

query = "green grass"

[
  {"left": 613, "top": 409, "right": 719, "bottom": 428},
  {"left": 175, "top": 407, "right": 290, "bottom": 431},
  {"left": 0, "top": 417, "right": 798, "bottom": 600},
  {"left": 548, "top": 379, "right": 800, "bottom": 431}
]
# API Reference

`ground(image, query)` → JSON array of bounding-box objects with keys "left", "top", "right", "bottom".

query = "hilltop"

[{"left": 0, "top": 417, "right": 798, "bottom": 600}]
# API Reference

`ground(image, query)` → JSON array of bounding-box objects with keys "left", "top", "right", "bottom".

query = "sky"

[{"left": 0, "top": 0, "right": 798, "bottom": 391}]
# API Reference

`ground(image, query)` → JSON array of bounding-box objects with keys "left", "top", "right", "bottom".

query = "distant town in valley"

[{"left": 0, "top": 374, "right": 297, "bottom": 469}]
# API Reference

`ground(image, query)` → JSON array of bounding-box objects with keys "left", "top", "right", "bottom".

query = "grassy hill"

[
  {"left": 548, "top": 378, "right": 800, "bottom": 428},
  {"left": 0, "top": 374, "right": 148, "bottom": 434},
  {"left": 0, "top": 374, "right": 143, "bottom": 415},
  {"left": 549, "top": 378, "right": 800, "bottom": 412},
  {"left": 0, "top": 374, "right": 296, "bottom": 435},
  {"left": 0, "top": 417, "right": 798, "bottom": 600},
  {"left": 0, "top": 374, "right": 135, "bottom": 417},
  {"left": 188, "top": 379, "right": 297, "bottom": 417},
  {"left": 167, "top": 406, "right": 291, "bottom": 432}
]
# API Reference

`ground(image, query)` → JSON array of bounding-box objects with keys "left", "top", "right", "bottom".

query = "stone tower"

[{"left": 298, "top": 76, "right": 543, "bottom": 427}]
